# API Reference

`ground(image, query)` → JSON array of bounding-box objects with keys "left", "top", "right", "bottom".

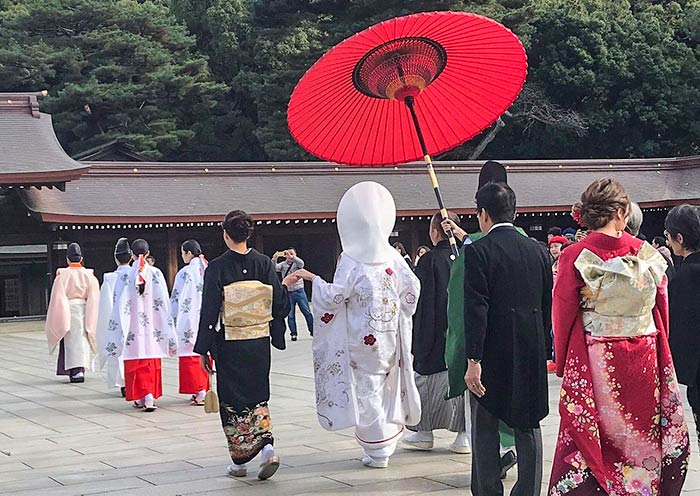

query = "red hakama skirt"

[
  {"left": 124, "top": 358, "right": 162, "bottom": 401},
  {"left": 178, "top": 356, "right": 210, "bottom": 394}
]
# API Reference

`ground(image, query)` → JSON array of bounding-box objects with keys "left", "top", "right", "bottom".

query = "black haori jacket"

[
  {"left": 412, "top": 240, "right": 454, "bottom": 376},
  {"left": 668, "top": 251, "right": 700, "bottom": 385},
  {"left": 463, "top": 226, "right": 553, "bottom": 429}
]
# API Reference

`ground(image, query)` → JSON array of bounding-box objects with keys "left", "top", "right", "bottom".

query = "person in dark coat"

[
  {"left": 403, "top": 210, "right": 469, "bottom": 454},
  {"left": 463, "top": 182, "right": 552, "bottom": 496},
  {"left": 665, "top": 204, "right": 700, "bottom": 451}
]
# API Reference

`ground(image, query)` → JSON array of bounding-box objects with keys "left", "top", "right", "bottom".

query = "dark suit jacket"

[
  {"left": 463, "top": 225, "right": 553, "bottom": 429},
  {"left": 669, "top": 251, "right": 700, "bottom": 385}
]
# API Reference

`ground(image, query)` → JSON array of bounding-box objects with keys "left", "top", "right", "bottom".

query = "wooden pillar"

[{"left": 166, "top": 228, "right": 178, "bottom": 289}]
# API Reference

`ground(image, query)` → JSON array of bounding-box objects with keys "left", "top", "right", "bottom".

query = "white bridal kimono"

[
  {"left": 96, "top": 265, "right": 130, "bottom": 388},
  {"left": 311, "top": 181, "right": 421, "bottom": 459}
]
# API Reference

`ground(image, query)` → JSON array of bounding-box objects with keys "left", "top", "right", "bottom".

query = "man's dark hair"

[
  {"left": 547, "top": 227, "right": 562, "bottom": 237},
  {"left": 665, "top": 204, "right": 700, "bottom": 252},
  {"left": 287, "top": 247, "right": 296, "bottom": 254},
  {"left": 475, "top": 182, "right": 516, "bottom": 224},
  {"left": 652, "top": 236, "right": 666, "bottom": 247},
  {"left": 115, "top": 252, "right": 131, "bottom": 264}
]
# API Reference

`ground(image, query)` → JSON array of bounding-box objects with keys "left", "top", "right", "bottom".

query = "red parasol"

[{"left": 288, "top": 11, "right": 527, "bottom": 258}]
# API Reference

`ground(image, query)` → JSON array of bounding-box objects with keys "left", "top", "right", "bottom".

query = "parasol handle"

[{"left": 405, "top": 97, "right": 459, "bottom": 260}]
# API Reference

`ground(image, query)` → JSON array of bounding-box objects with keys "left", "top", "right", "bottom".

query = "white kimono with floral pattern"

[
  {"left": 312, "top": 251, "right": 421, "bottom": 455},
  {"left": 170, "top": 257, "right": 206, "bottom": 357},
  {"left": 105, "top": 264, "right": 177, "bottom": 361},
  {"left": 96, "top": 265, "right": 130, "bottom": 387}
]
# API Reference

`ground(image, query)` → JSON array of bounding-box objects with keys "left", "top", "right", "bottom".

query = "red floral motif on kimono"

[
  {"left": 385, "top": 268, "right": 393, "bottom": 276},
  {"left": 320, "top": 312, "right": 334, "bottom": 324},
  {"left": 363, "top": 334, "right": 376, "bottom": 346}
]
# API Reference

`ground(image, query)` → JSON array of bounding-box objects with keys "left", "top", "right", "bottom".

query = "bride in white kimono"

[{"left": 287, "top": 181, "right": 421, "bottom": 468}]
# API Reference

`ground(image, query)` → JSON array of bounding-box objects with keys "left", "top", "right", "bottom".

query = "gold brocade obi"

[
  {"left": 222, "top": 281, "right": 273, "bottom": 341},
  {"left": 574, "top": 242, "right": 667, "bottom": 338}
]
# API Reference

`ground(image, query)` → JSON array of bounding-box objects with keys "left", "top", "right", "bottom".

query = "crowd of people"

[{"left": 43, "top": 161, "right": 700, "bottom": 494}]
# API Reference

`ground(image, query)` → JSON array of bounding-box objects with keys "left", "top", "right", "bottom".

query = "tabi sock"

[
  {"left": 261, "top": 444, "right": 275, "bottom": 463},
  {"left": 404, "top": 430, "right": 434, "bottom": 442},
  {"left": 144, "top": 393, "right": 155, "bottom": 408},
  {"left": 453, "top": 431, "right": 470, "bottom": 447}
]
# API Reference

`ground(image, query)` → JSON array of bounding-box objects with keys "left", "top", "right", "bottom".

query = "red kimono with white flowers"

[{"left": 549, "top": 232, "right": 689, "bottom": 496}]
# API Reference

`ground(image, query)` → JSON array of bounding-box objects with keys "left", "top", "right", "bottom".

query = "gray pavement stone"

[{"left": 0, "top": 319, "right": 698, "bottom": 495}]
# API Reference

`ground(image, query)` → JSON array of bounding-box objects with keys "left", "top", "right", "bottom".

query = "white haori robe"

[
  {"left": 45, "top": 265, "right": 100, "bottom": 369},
  {"left": 170, "top": 257, "right": 207, "bottom": 357},
  {"left": 105, "top": 263, "right": 177, "bottom": 361},
  {"left": 312, "top": 251, "right": 421, "bottom": 455},
  {"left": 96, "top": 265, "right": 130, "bottom": 387}
]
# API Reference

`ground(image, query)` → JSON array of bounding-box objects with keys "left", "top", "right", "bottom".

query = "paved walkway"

[{"left": 0, "top": 320, "right": 698, "bottom": 495}]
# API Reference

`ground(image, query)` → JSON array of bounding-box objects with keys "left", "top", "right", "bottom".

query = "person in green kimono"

[{"left": 442, "top": 161, "right": 522, "bottom": 479}]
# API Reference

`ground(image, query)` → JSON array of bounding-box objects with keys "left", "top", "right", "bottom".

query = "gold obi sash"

[
  {"left": 575, "top": 243, "right": 666, "bottom": 338},
  {"left": 222, "top": 281, "right": 273, "bottom": 341},
  {"left": 581, "top": 311, "right": 657, "bottom": 338}
]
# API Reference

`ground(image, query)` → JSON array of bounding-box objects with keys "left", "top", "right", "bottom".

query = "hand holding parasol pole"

[{"left": 404, "top": 95, "right": 459, "bottom": 260}]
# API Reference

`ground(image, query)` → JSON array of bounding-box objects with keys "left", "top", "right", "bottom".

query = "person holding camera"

[{"left": 273, "top": 248, "right": 313, "bottom": 341}]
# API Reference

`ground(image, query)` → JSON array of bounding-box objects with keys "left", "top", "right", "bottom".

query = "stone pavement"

[{"left": 0, "top": 319, "right": 698, "bottom": 496}]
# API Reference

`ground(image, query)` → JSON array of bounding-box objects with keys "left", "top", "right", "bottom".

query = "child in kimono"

[{"left": 287, "top": 181, "right": 421, "bottom": 468}]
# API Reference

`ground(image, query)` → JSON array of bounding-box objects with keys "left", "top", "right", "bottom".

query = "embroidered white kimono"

[
  {"left": 170, "top": 257, "right": 207, "bottom": 357},
  {"left": 311, "top": 181, "right": 421, "bottom": 458},
  {"left": 96, "top": 265, "right": 130, "bottom": 387},
  {"left": 105, "top": 263, "right": 177, "bottom": 361}
]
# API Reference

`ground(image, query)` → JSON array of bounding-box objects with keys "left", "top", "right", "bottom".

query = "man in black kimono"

[
  {"left": 463, "top": 182, "right": 552, "bottom": 496},
  {"left": 403, "top": 210, "right": 469, "bottom": 453}
]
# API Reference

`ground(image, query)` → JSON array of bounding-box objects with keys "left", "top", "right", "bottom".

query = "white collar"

[{"left": 487, "top": 222, "right": 514, "bottom": 234}]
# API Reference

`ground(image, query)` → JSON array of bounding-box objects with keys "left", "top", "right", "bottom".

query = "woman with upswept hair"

[{"left": 549, "top": 178, "right": 689, "bottom": 495}]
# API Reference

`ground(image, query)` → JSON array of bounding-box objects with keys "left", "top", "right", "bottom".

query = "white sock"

[
  {"left": 195, "top": 390, "right": 206, "bottom": 401},
  {"left": 228, "top": 462, "right": 246, "bottom": 470},
  {"left": 144, "top": 393, "right": 154, "bottom": 407},
  {"left": 261, "top": 444, "right": 275, "bottom": 463},
  {"left": 453, "top": 431, "right": 470, "bottom": 447},
  {"left": 404, "top": 430, "right": 434, "bottom": 442}
]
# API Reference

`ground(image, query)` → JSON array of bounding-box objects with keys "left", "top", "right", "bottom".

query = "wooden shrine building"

[{"left": 2, "top": 91, "right": 700, "bottom": 318}]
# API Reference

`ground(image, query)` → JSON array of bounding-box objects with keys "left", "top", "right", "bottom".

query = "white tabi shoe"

[
  {"left": 401, "top": 431, "right": 434, "bottom": 450},
  {"left": 362, "top": 455, "right": 389, "bottom": 468},
  {"left": 448, "top": 431, "right": 471, "bottom": 454}
]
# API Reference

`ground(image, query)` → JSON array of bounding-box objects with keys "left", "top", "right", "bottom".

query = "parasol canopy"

[{"left": 288, "top": 11, "right": 528, "bottom": 166}]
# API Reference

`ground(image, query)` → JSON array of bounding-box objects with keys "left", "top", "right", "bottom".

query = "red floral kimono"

[{"left": 549, "top": 232, "right": 689, "bottom": 495}]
